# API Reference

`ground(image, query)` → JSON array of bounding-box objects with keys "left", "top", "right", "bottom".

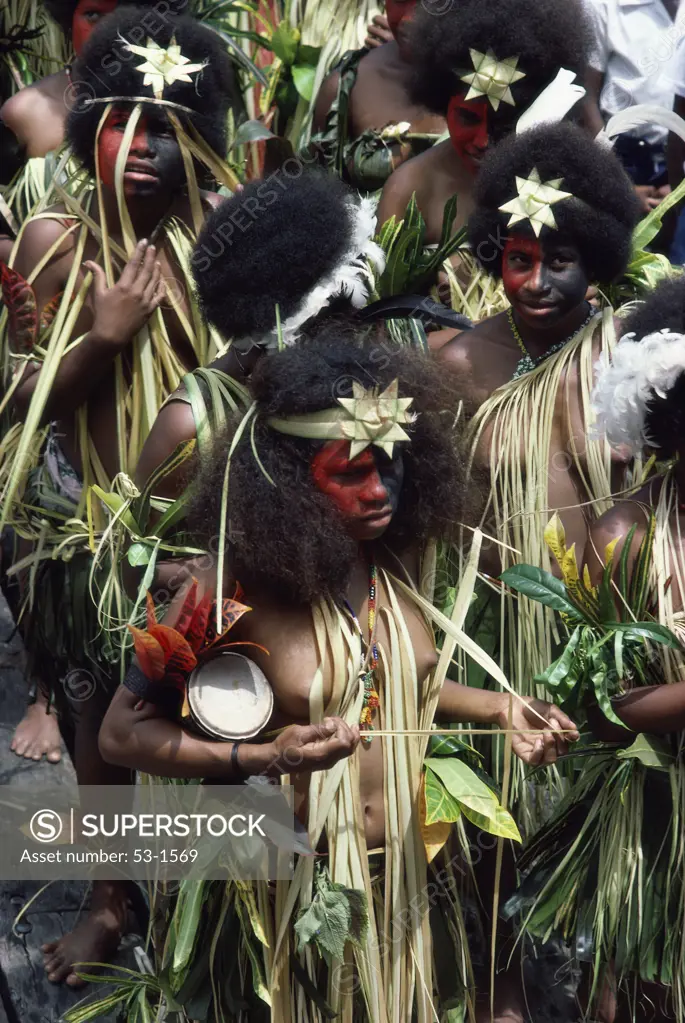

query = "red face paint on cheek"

[
  {"left": 311, "top": 441, "right": 388, "bottom": 521},
  {"left": 502, "top": 235, "right": 543, "bottom": 298},
  {"left": 446, "top": 96, "right": 489, "bottom": 172},
  {"left": 385, "top": 0, "right": 417, "bottom": 39},
  {"left": 97, "top": 111, "right": 149, "bottom": 192},
  {"left": 71, "top": 0, "right": 117, "bottom": 54}
]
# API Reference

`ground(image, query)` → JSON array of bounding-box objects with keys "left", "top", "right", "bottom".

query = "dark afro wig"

[
  {"left": 622, "top": 276, "right": 685, "bottom": 457},
  {"left": 192, "top": 168, "right": 365, "bottom": 341},
  {"left": 43, "top": 0, "right": 187, "bottom": 36},
  {"left": 468, "top": 123, "right": 641, "bottom": 283},
  {"left": 189, "top": 323, "right": 470, "bottom": 605},
  {"left": 66, "top": 6, "right": 236, "bottom": 174},
  {"left": 409, "top": 0, "right": 590, "bottom": 125}
]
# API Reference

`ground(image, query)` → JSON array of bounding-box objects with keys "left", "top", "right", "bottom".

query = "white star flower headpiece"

[
  {"left": 591, "top": 329, "right": 685, "bottom": 454},
  {"left": 123, "top": 35, "right": 207, "bottom": 100},
  {"left": 498, "top": 168, "right": 573, "bottom": 236},
  {"left": 267, "top": 379, "right": 415, "bottom": 458},
  {"left": 460, "top": 48, "right": 526, "bottom": 110}
]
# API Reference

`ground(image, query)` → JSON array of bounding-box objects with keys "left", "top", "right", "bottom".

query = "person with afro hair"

[
  {"left": 131, "top": 167, "right": 385, "bottom": 511},
  {"left": 514, "top": 273, "right": 685, "bottom": 1022},
  {"left": 99, "top": 323, "right": 578, "bottom": 1021},
  {"left": 0, "top": 0, "right": 176, "bottom": 158},
  {"left": 434, "top": 125, "right": 642, "bottom": 852},
  {"left": 376, "top": 0, "right": 591, "bottom": 245},
  {"left": 3, "top": 5, "right": 238, "bottom": 988},
  {"left": 309, "top": 0, "right": 446, "bottom": 193}
]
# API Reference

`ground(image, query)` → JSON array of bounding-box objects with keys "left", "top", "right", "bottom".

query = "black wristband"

[
  {"left": 231, "top": 740, "right": 247, "bottom": 781},
  {"left": 123, "top": 663, "right": 180, "bottom": 714}
]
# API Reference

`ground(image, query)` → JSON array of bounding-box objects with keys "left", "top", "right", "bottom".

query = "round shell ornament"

[{"left": 187, "top": 652, "right": 273, "bottom": 740}]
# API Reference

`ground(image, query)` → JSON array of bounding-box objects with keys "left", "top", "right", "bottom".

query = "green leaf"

[
  {"left": 424, "top": 766, "right": 462, "bottom": 824},
  {"left": 591, "top": 664, "right": 629, "bottom": 730},
  {"left": 233, "top": 119, "right": 275, "bottom": 145},
  {"left": 127, "top": 541, "right": 153, "bottom": 567},
  {"left": 294, "top": 869, "right": 368, "bottom": 966},
  {"left": 616, "top": 733, "right": 675, "bottom": 771},
  {"left": 534, "top": 625, "right": 582, "bottom": 700},
  {"left": 297, "top": 43, "right": 322, "bottom": 65},
  {"left": 270, "top": 22, "right": 299, "bottom": 65},
  {"left": 611, "top": 621, "right": 683, "bottom": 649},
  {"left": 292, "top": 64, "right": 316, "bottom": 102},
  {"left": 427, "top": 733, "right": 479, "bottom": 758},
  {"left": 460, "top": 803, "right": 521, "bottom": 843},
  {"left": 632, "top": 175, "right": 685, "bottom": 252},
  {"left": 500, "top": 565, "right": 579, "bottom": 617}
]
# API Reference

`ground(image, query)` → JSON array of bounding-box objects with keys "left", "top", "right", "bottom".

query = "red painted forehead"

[
  {"left": 311, "top": 439, "right": 376, "bottom": 473},
  {"left": 503, "top": 235, "right": 543, "bottom": 257}
]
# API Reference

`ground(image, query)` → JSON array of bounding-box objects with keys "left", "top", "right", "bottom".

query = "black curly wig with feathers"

[
  {"left": 44, "top": 0, "right": 184, "bottom": 36},
  {"left": 189, "top": 325, "right": 470, "bottom": 605},
  {"left": 468, "top": 123, "right": 640, "bottom": 283},
  {"left": 621, "top": 277, "right": 685, "bottom": 457},
  {"left": 66, "top": 6, "right": 236, "bottom": 175},
  {"left": 192, "top": 169, "right": 363, "bottom": 341},
  {"left": 409, "top": 0, "right": 590, "bottom": 126}
]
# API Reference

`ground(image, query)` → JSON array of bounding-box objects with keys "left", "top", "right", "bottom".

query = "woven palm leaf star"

[
  {"left": 460, "top": 48, "right": 526, "bottom": 110},
  {"left": 124, "top": 35, "right": 207, "bottom": 99},
  {"left": 337, "top": 380, "right": 414, "bottom": 458},
  {"left": 498, "top": 168, "right": 572, "bottom": 236}
]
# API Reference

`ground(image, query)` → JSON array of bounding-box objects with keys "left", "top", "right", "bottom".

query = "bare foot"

[
  {"left": 10, "top": 693, "right": 62, "bottom": 763},
  {"left": 42, "top": 881, "right": 132, "bottom": 987}
]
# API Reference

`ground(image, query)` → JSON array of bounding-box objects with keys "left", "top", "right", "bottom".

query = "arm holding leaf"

[{"left": 436, "top": 679, "right": 579, "bottom": 766}]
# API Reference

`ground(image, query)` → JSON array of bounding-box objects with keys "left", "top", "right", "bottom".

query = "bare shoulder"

[
  {"left": 377, "top": 148, "right": 434, "bottom": 227},
  {"left": 0, "top": 74, "right": 67, "bottom": 155},
  {"left": 13, "top": 204, "right": 76, "bottom": 275},
  {"left": 134, "top": 396, "right": 197, "bottom": 496},
  {"left": 438, "top": 315, "right": 508, "bottom": 369},
  {"left": 585, "top": 483, "right": 656, "bottom": 575},
  {"left": 312, "top": 68, "right": 341, "bottom": 132}
]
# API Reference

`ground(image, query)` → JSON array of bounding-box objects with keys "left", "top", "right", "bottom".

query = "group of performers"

[{"left": 0, "top": 0, "right": 684, "bottom": 1020}]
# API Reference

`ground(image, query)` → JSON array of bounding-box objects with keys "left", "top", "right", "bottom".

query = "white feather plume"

[
  {"left": 262, "top": 195, "right": 385, "bottom": 349},
  {"left": 591, "top": 329, "right": 685, "bottom": 453},
  {"left": 515, "top": 68, "right": 586, "bottom": 135}
]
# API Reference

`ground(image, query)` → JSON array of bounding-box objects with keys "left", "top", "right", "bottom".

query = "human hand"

[
  {"left": 498, "top": 697, "right": 579, "bottom": 766},
  {"left": 85, "top": 238, "right": 166, "bottom": 347},
  {"left": 264, "top": 717, "right": 360, "bottom": 777},
  {"left": 365, "top": 13, "right": 393, "bottom": 48}
]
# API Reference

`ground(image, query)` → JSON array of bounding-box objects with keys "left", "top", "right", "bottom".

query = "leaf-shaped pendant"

[
  {"left": 1, "top": 261, "right": 38, "bottom": 352},
  {"left": 39, "top": 290, "right": 65, "bottom": 335}
]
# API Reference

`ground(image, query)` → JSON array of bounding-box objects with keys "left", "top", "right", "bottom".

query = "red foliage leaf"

[
  {"left": 148, "top": 623, "right": 198, "bottom": 674},
  {"left": 185, "top": 592, "right": 213, "bottom": 655},
  {"left": 39, "top": 290, "right": 64, "bottom": 334},
  {"left": 1, "top": 262, "right": 38, "bottom": 352},
  {"left": 128, "top": 625, "right": 165, "bottom": 680},
  {"left": 173, "top": 578, "right": 199, "bottom": 637},
  {"left": 145, "top": 591, "right": 157, "bottom": 632}
]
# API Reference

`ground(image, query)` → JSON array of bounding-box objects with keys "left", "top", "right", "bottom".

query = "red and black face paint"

[
  {"left": 311, "top": 440, "right": 405, "bottom": 541},
  {"left": 502, "top": 233, "right": 590, "bottom": 329},
  {"left": 446, "top": 95, "right": 489, "bottom": 174},
  {"left": 71, "top": 0, "right": 117, "bottom": 55},
  {"left": 96, "top": 106, "right": 186, "bottom": 197}
]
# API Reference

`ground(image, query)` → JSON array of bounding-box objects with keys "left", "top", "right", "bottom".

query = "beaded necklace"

[
  {"left": 343, "top": 561, "right": 380, "bottom": 744},
  {"left": 509, "top": 303, "right": 595, "bottom": 381}
]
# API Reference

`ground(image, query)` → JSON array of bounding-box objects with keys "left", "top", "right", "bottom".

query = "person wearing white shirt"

[
  {"left": 668, "top": 32, "right": 685, "bottom": 259},
  {"left": 583, "top": 0, "right": 682, "bottom": 209}
]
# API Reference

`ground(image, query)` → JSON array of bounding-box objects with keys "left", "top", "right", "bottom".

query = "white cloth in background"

[
  {"left": 672, "top": 32, "right": 685, "bottom": 96},
  {"left": 584, "top": 0, "right": 684, "bottom": 143}
]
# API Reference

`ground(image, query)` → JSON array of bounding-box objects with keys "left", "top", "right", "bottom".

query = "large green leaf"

[
  {"left": 500, "top": 565, "right": 579, "bottom": 617},
  {"left": 424, "top": 765, "right": 462, "bottom": 824},
  {"left": 292, "top": 64, "right": 316, "bottom": 102},
  {"left": 270, "top": 23, "right": 299, "bottom": 65},
  {"left": 233, "top": 119, "right": 275, "bottom": 146},
  {"left": 632, "top": 175, "right": 685, "bottom": 252},
  {"left": 610, "top": 621, "right": 682, "bottom": 649},
  {"left": 425, "top": 760, "right": 521, "bottom": 841},
  {"left": 616, "top": 733, "right": 675, "bottom": 771}
]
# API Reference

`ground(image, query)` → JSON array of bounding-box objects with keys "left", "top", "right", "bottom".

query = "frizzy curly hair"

[
  {"left": 66, "top": 6, "right": 236, "bottom": 174},
  {"left": 408, "top": 0, "right": 590, "bottom": 123},
  {"left": 468, "top": 123, "right": 640, "bottom": 283},
  {"left": 188, "top": 323, "right": 471, "bottom": 605}
]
